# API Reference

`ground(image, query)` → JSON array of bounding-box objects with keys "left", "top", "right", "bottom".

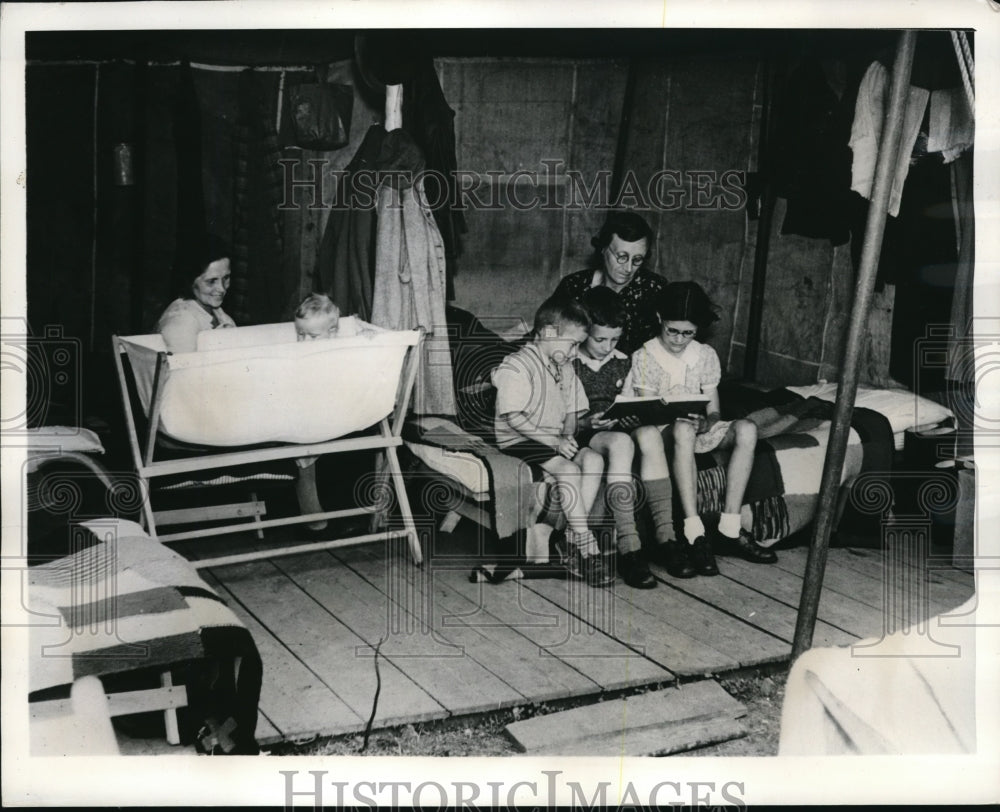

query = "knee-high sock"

[
  {"left": 606, "top": 480, "right": 641, "bottom": 554},
  {"left": 644, "top": 477, "right": 675, "bottom": 544}
]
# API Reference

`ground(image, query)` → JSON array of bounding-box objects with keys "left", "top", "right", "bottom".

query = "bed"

[
  {"left": 27, "top": 518, "right": 263, "bottom": 754},
  {"left": 113, "top": 317, "right": 425, "bottom": 564},
  {"left": 403, "top": 378, "right": 954, "bottom": 552}
]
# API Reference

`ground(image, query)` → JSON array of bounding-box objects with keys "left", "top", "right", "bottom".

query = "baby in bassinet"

[
  {"left": 294, "top": 293, "right": 340, "bottom": 341},
  {"left": 292, "top": 292, "right": 342, "bottom": 533}
]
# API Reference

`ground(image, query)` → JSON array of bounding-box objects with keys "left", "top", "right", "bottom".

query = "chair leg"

[
  {"left": 250, "top": 490, "right": 265, "bottom": 539},
  {"left": 139, "top": 477, "right": 158, "bottom": 539},
  {"left": 161, "top": 671, "right": 180, "bottom": 745},
  {"left": 385, "top": 445, "right": 422, "bottom": 564}
]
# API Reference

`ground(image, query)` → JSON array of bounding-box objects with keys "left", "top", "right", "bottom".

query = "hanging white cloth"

[
  {"left": 849, "top": 60, "right": 928, "bottom": 217},
  {"left": 850, "top": 60, "right": 975, "bottom": 217}
]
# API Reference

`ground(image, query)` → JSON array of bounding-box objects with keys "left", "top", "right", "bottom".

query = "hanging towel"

[
  {"left": 849, "top": 60, "right": 928, "bottom": 218},
  {"left": 927, "top": 86, "right": 975, "bottom": 163}
]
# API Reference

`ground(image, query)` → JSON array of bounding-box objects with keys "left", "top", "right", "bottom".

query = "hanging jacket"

[{"left": 371, "top": 129, "right": 456, "bottom": 416}]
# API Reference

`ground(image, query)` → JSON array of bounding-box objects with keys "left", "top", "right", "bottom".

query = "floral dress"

[{"left": 624, "top": 337, "right": 731, "bottom": 453}]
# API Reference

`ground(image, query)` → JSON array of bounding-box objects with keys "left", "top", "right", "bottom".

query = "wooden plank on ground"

[
  {"left": 274, "top": 551, "right": 524, "bottom": 717},
  {"left": 335, "top": 545, "right": 603, "bottom": 705},
  {"left": 202, "top": 568, "right": 365, "bottom": 740},
  {"left": 208, "top": 559, "right": 443, "bottom": 731},
  {"left": 505, "top": 680, "right": 746, "bottom": 756},
  {"left": 715, "top": 555, "right": 867, "bottom": 644}
]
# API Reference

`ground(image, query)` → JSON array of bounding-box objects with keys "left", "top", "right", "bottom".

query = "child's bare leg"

[
  {"left": 295, "top": 458, "right": 326, "bottom": 531},
  {"left": 540, "top": 455, "right": 610, "bottom": 588},
  {"left": 634, "top": 425, "right": 669, "bottom": 480},
  {"left": 541, "top": 456, "right": 592, "bottom": 540},
  {"left": 712, "top": 419, "right": 774, "bottom": 561},
  {"left": 672, "top": 421, "right": 701, "bottom": 535},
  {"left": 721, "top": 418, "right": 757, "bottom": 515},
  {"left": 574, "top": 446, "right": 605, "bottom": 518},
  {"left": 671, "top": 420, "right": 717, "bottom": 575}
]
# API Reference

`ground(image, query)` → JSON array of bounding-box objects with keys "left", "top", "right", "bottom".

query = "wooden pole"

[{"left": 791, "top": 30, "right": 918, "bottom": 660}]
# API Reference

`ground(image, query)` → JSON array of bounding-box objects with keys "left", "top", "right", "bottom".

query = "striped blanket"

[
  {"left": 28, "top": 520, "right": 261, "bottom": 753},
  {"left": 696, "top": 393, "right": 894, "bottom": 546}
]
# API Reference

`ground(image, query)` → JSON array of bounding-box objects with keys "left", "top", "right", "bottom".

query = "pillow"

[{"left": 784, "top": 382, "right": 953, "bottom": 435}]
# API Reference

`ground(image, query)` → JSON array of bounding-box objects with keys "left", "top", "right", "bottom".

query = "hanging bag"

[{"left": 281, "top": 67, "right": 354, "bottom": 151}]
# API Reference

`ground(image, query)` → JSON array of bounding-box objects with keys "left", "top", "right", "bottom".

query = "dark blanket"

[{"left": 695, "top": 390, "right": 894, "bottom": 544}]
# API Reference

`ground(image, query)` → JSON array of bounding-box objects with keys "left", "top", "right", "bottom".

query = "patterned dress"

[
  {"left": 551, "top": 268, "right": 668, "bottom": 356},
  {"left": 625, "top": 337, "right": 731, "bottom": 453}
]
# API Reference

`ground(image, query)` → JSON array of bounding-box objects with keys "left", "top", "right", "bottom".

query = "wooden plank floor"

[{"left": 198, "top": 523, "right": 974, "bottom": 746}]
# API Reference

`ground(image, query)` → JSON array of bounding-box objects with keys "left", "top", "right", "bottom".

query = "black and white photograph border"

[{"left": 2, "top": 0, "right": 999, "bottom": 807}]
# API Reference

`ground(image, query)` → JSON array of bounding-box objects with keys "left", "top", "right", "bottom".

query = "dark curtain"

[
  {"left": 228, "top": 69, "right": 286, "bottom": 325},
  {"left": 402, "top": 57, "right": 466, "bottom": 301},
  {"left": 314, "top": 124, "right": 385, "bottom": 321},
  {"left": 171, "top": 61, "right": 206, "bottom": 287}
]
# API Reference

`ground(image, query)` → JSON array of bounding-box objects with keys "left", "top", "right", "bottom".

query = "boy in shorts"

[
  {"left": 571, "top": 287, "right": 656, "bottom": 589},
  {"left": 492, "top": 296, "right": 612, "bottom": 586}
]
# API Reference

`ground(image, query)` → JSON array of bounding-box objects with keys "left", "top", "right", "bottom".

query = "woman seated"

[
  {"left": 157, "top": 235, "right": 236, "bottom": 353},
  {"left": 156, "top": 235, "right": 332, "bottom": 535}
]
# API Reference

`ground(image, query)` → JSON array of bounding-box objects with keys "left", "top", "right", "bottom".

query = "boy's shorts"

[{"left": 498, "top": 439, "right": 559, "bottom": 481}]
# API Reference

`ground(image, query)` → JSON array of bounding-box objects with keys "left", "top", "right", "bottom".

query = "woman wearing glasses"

[
  {"left": 625, "top": 281, "right": 777, "bottom": 578},
  {"left": 550, "top": 211, "right": 665, "bottom": 355}
]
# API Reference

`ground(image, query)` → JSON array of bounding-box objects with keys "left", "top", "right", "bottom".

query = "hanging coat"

[{"left": 371, "top": 129, "right": 456, "bottom": 416}]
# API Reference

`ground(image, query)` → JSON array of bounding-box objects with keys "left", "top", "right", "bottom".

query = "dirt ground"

[{"left": 265, "top": 668, "right": 788, "bottom": 758}]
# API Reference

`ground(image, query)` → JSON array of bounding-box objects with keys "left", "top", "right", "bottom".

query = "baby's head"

[
  {"left": 294, "top": 293, "right": 340, "bottom": 341},
  {"left": 579, "top": 286, "right": 625, "bottom": 361},
  {"left": 532, "top": 296, "right": 590, "bottom": 367}
]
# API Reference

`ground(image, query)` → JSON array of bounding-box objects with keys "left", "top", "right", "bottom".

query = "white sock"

[
  {"left": 718, "top": 512, "right": 742, "bottom": 539},
  {"left": 569, "top": 528, "right": 600, "bottom": 557},
  {"left": 683, "top": 516, "right": 706, "bottom": 544}
]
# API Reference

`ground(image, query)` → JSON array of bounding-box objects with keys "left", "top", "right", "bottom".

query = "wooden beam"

[{"left": 792, "top": 31, "right": 918, "bottom": 660}]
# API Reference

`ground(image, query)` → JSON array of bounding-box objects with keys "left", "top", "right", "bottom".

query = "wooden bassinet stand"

[{"left": 112, "top": 321, "right": 425, "bottom": 567}]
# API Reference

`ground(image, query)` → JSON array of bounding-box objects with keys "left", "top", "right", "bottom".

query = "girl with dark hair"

[
  {"left": 625, "top": 281, "right": 777, "bottom": 578},
  {"left": 157, "top": 235, "right": 235, "bottom": 353},
  {"left": 550, "top": 210, "right": 667, "bottom": 355}
]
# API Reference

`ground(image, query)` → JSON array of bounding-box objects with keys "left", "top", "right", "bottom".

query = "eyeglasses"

[
  {"left": 606, "top": 247, "right": 645, "bottom": 268},
  {"left": 664, "top": 327, "right": 696, "bottom": 338}
]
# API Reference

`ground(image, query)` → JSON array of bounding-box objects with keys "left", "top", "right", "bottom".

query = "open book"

[{"left": 600, "top": 393, "right": 711, "bottom": 425}]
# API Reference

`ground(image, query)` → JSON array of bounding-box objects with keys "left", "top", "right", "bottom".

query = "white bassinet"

[{"left": 113, "top": 318, "right": 424, "bottom": 564}]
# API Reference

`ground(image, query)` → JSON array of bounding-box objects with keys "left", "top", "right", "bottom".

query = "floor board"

[{"left": 198, "top": 517, "right": 973, "bottom": 745}]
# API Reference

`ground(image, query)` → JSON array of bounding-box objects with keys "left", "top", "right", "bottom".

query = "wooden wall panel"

[
  {"left": 563, "top": 60, "right": 629, "bottom": 271},
  {"left": 657, "top": 56, "right": 758, "bottom": 369}
]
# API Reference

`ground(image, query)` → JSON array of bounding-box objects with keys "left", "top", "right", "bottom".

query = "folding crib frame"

[{"left": 112, "top": 332, "right": 424, "bottom": 567}]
